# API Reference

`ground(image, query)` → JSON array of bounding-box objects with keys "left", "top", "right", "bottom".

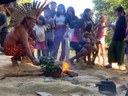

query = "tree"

[
  {"left": 93, "top": 0, "right": 128, "bottom": 46},
  {"left": 93, "top": 0, "right": 128, "bottom": 21}
]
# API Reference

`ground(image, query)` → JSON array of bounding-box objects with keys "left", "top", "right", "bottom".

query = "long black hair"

[
  {"left": 82, "top": 8, "right": 95, "bottom": 26},
  {"left": 67, "top": 6, "right": 75, "bottom": 18},
  {"left": 56, "top": 4, "right": 66, "bottom": 17},
  {"left": 82, "top": 8, "right": 91, "bottom": 20}
]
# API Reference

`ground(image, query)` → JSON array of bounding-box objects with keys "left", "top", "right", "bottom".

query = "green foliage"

[
  {"left": 93, "top": 0, "right": 128, "bottom": 22},
  {"left": 39, "top": 55, "right": 62, "bottom": 78},
  {"left": 93, "top": 0, "right": 128, "bottom": 46},
  {"left": 39, "top": 55, "right": 55, "bottom": 70},
  {"left": 105, "top": 29, "right": 114, "bottom": 46}
]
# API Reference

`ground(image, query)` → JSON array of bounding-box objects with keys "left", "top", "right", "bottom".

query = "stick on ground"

[{"left": 0, "top": 72, "right": 44, "bottom": 80}]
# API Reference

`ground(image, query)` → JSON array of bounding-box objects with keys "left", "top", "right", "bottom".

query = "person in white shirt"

[{"left": 33, "top": 16, "right": 47, "bottom": 59}]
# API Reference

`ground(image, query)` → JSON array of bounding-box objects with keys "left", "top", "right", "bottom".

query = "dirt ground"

[{"left": 0, "top": 53, "right": 128, "bottom": 96}]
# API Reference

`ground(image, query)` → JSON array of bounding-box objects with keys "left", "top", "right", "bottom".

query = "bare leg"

[
  {"left": 84, "top": 44, "right": 93, "bottom": 66},
  {"left": 11, "top": 57, "right": 18, "bottom": 67},
  {"left": 37, "top": 50, "right": 41, "bottom": 59},
  {"left": 69, "top": 48, "right": 87, "bottom": 63},
  {"left": 87, "top": 52, "right": 92, "bottom": 65},
  {"left": 97, "top": 54, "right": 101, "bottom": 64},
  {"left": 92, "top": 47, "right": 98, "bottom": 65},
  {"left": 97, "top": 44, "right": 100, "bottom": 64},
  {"left": 83, "top": 56, "right": 87, "bottom": 63},
  {"left": 76, "top": 52, "right": 80, "bottom": 62},
  {"left": 101, "top": 54, "right": 105, "bottom": 66},
  {"left": 100, "top": 44, "right": 106, "bottom": 66}
]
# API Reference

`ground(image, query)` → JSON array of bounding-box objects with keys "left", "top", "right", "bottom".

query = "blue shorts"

[{"left": 70, "top": 42, "right": 84, "bottom": 52}]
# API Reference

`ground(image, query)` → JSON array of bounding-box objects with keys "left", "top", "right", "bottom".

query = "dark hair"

[
  {"left": 82, "top": 8, "right": 91, "bottom": 20},
  {"left": 50, "top": 1, "right": 57, "bottom": 6},
  {"left": 84, "top": 23, "right": 92, "bottom": 32},
  {"left": 56, "top": 4, "right": 66, "bottom": 17},
  {"left": 115, "top": 6, "right": 124, "bottom": 13},
  {"left": 67, "top": 6, "right": 75, "bottom": 18},
  {"left": 44, "top": 7, "right": 51, "bottom": 14},
  {"left": 38, "top": 15, "right": 45, "bottom": 25},
  {"left": 21, "top": 16, "right": 31, "bottom": 24}
]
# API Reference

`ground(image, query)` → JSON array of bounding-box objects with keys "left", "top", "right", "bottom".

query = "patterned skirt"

[{"left": 4, "top": 44, "right": 34, "bottom": 57}]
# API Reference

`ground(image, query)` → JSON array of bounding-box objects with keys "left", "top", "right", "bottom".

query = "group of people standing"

[{"left": 0, "top": 1, "right": 128, "bottom": 70}]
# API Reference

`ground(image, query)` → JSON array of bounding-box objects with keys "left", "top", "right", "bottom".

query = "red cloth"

[{"left": 4, "top": 44, "right": 34, "bottom": 57}]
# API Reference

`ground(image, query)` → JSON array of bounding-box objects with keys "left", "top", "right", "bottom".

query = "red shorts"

[{"left": 4, "top": 44, "right": 34, "bottom": 57}]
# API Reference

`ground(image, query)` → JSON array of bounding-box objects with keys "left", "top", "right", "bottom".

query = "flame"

[
  {"left": 61, "top": 61, "right": 71, "bottom": 71},
  {"left": 61, "top": 61, "right": 72, "bottom": 76}
]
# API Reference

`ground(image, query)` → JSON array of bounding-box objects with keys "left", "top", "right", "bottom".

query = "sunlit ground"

[{"left": 33, "top": 46, "right": 127, "bottom": 71}]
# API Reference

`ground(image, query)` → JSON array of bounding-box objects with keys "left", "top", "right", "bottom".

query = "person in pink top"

[
  {"left": 96, "top": 15, "right": 107, "bottom": 66},
  {"left": 69, "top": 28, "right": 88, "bottom": 63}
]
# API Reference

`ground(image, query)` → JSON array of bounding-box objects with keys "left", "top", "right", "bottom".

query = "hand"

[
  {"left": 32, "top": 59, "right": 40, "bottom": 65},
  {"left": 107, "top": 24, "right": 112, "bottom": 27},
  {"left": 107, "top": 23, "right": 114, "bottom": 27}
]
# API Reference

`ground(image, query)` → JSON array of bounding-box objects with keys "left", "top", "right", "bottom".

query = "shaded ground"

[{"left": 0, "top": 54, "right": 128, "bottom": 96}]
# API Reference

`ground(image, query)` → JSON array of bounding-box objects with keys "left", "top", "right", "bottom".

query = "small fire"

[
  {"left": 62, "top": 61, "right": 71, "bottom": 71},
  {"left": 61, "top": 61, "right": 72, "bottom": 76}
]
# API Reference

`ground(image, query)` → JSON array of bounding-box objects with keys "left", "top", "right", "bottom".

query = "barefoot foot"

[{"left": 11, "top": 57, "right": 18, "bottom": 67}]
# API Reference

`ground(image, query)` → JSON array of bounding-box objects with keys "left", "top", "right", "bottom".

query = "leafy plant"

[{"left": 39, "top": 55, "right": 62, "bottom": 78}]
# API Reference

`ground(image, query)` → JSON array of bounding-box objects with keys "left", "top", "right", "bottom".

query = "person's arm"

[
  {"left": 66, "top": 18, "right": 69, "bottom": 34},
  {"left": 33, "top": 25, "right": 38, "bottom": 41},
  {"left": 0, "top": 14, "right": 8, "bottom": 32},
  {"left": 108, "top": 24, "right": 116, "bottom": 29},
  {"left": 19, "top": 28, "right": 38, "bottom": 64},
  {"left": 0, "top": 22, "right": 8, "bottom": 29}
]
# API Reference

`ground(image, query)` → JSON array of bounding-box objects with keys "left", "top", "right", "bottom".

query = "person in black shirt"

[
  {"left": 0, "top": 7, "right": 8, "bottom": 48},
  {"left": 67, "top": 7, "right": 79, "bottom": 29},
  {"left": 106, "top": 6, "right": 126, "bottom": 68},
  {"left": 66, "top": 6, "right": 80, "bottom": 61},
  {"left": 66, "top": 6, "right": 80, "bottom": 41}
]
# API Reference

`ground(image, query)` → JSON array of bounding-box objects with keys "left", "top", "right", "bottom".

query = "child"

[
  {"left": 96, "top": 15, "right": 107, "bottom": 66},
  {"left": 44, "top": 8, "right": 55, "bottom": 57},
  {"left": 33, "top": 16, "right": 47, "bottom": 59},
  {"left": 82, "top": 32, "right": 97, "bottom": 66}
]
